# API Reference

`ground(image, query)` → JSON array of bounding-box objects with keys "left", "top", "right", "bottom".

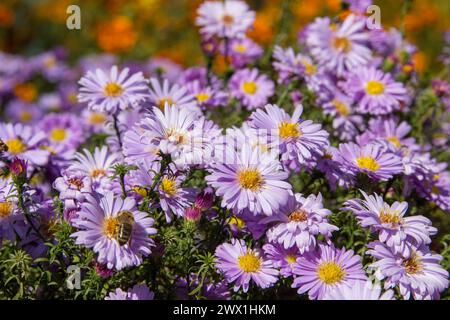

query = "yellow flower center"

[
  {"left": 356, "top": 156, "right": 380, "bottom": 171},
  {"left": 238, "top": 252, "right": 261, "bottom": 273},
  {"left": 102, "top": 216, "right": 119, "bottom": 238},
  {"left": 278, "top": 122, "right": 301, "bottom": 139},
  {"left": 132, "top": 186, "right": 148, "bottom": 197},
  {"left": 0, "top": 201, "right": 13, "bottom": 218},
  {"left": 195, "top": 92, "right": 210, "bottom": 103},
  {"left": 50, "top": 128, "right": 67, "bottom": 142},
  {"left": 91, "top": 169, "right": 107, "bottom": 178},
  {"left": 228, "top": 215, "right": 246, "bottom": 229},
  {"left": 317, "top": 261, "right": 346, "bottom": 284},
  {"left": 20, "top": 111, "right": 32, "bottom": 123},
  {"left": 379, "top": 209, "right": 401, "bottom": 224},
  {"left": 402, "top": 254, "right": 423, "bottom": 275},
  {"left": 333, "top": 99, "right": 350, "bottom": 117},
  {"left": 241, "top": 81, "right": 258, "bottom": 95},
  {"left": 237, "top": 168, "right": 263, "bottom": 191},
  {"left": 387, "top": 136, "right": 401, "bottom": 148},
  {"left": 157, "top": 97, "right": 173, "bottom": 109},
  {"left": 89, "top": 112, "right": 106, "bottom": 125},
  {"left": 302, "top": 59, "right": 317, "bottom": 75},
  {"left": 6, "top": 138, "right": 27, "bottom": 155},
  {"left": 222, "top": 14, "right": 234, "bottom": 25},
  {"left": 233, "top": 44, "right": 247, "bottom": 53},
  {"left": 104, "top": 82, "right": 123, "bottom": 97},
  {"left": 332, "top": 36, "right": 352, "bottom": 52},
  {"left": 288, "top": 209, "right": 308, "bottom": 222},
  {"left": 160, "top": 177, "right": 177, "bottom": 196},
  {"left": 365, "top": 81, "right": 385, "bottom": 95},
  {"left": 286, "top": 254, "right": 297, "bottom": 264}
]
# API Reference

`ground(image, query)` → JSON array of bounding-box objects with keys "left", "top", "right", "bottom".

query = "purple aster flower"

[
  {"left": 0, "top": 178, "right": 23, "bottom": 242},
  {"left": 263, "top": 242, "right": 301, "bottom": 278},
  {"left": 78, "top": 54, "right": 117, "bottom": 73},
  {"left": 249, "top": 104, "right": 329, "bottom": 167},
  {"left": 53, "top": 171, "right": 93, "bottom": 202},
  {"left": 344, "top": 191, "right": 437, "bottom": 256},
  {"left": 71, "top": 191, "right": 156, "bottom": 270},
  {"left": 67, "top": 146, "right": 118, "bottom": 194},
  {"left": 367, "top": 241, "right": 449, "bottom": 300},
  {"left": 39, "top": 113, "right": 85, "bottom": 158},
  {"left": 322, "top": 280, "right": 395, "bottom": 300},
  {"left": 105, "top": 284, "right": 154, "bottom": 300},
  {"left": 81, "top": 109, "right": 109, "bottom": 133},
  {"left": 306, "top": 15, "right": 371, "bottom": 76},
  {"left": 341, "top": 66, "right": 408, "bottom": 115},
  {"left": 215, "top": 239, "right": 279, "bottom": 292},
  {"left": 78, "top": 65, "right": 150, "bottom": 115},
  {"left": 228, "top": 210, "right": 268, "bottom": 239},
  {"left": 321, "top": 90, "right": 363, "bottom": 141},
  {"left": 0, "top": 122, "right": 49, "bottom": 167},
  {"left": 206, "top": 142, "right": 291, "bottom": 216},
  {"left": 316, "top": 146, "right": 353, "bottom": 190},
  {"left": 140, "top": 104, "right": 212, "bottom": 168},
  {"left": 229, "top": 68, "right": 274, "bottom": 110},
  {"left": 6, "top": 100, "right": 43, "bottom": 124},
  {"left": 263, "top": 193, "right": 338, "bottom": 253},
  {"left": 336, "top": 142, "right": 403, "bottom": 181},
  {"left": 292, "top": 243, "right": 367, "bottom": 299},
  {"left": 145, "top": 57, "right": 183, "bottom": 83},
  {"left": 344, "top": 0, "right": 373, "bottom": 13},
  {"left": 186, "top": 80, "right": 228, "bottom": 110},
  {"left": 224, "top": 37, "right": 263, "bottom": 69},
  {"left": 147, "top": 77, "right": 199, "bottom": 114},
  {"left": 196, "top": 0, "right": 255, "bottom": 39},
  {"left": 272, "top": 46, "right": 306, "bottom": 84}
]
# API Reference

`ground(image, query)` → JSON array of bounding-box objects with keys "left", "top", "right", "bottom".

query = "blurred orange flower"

[
  {"left": 13, "top": 83, "right": 38, "bottom": 103},
  {"left": 0, "top": 4, "right": 14, "bottom": 27},
  {"left": 97, "top": 16, "right": 137, "bottom": 53}
]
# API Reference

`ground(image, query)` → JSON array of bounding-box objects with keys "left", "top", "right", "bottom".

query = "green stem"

[{"left": 112, "top": 115, "right": 123, "bottom": 149}]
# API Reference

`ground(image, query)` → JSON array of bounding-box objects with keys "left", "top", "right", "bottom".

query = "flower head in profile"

[
  {"left": 71, "top": 192, "right": 156, "bottom": 270},
  {"left": 263, "top": 193, "right": 338, "bottom": 253},
  {"left": 249, "top": 104, "right": 329, "bottom": 167},
  {"left": 78, "top": 66, "right": 150, "bottom": 115},
  {"left": 306, "top": 15, "right": 371, "bottom": 76},
  {"left": 148, "top": 78, "right": 199, "bottom": 114},
  {"left": 344, "top": 191, "right": 436, "bottom": 256},
  {"left": 224, "top": 37, "right": 263, "bottom": 68},
  {"left": 196, "top": 0, "right": 255, "bottom": 39},
  {"left": 215, "top": 239, "right": 279, "bottom": 292},
  {"left": 105, "top": 284, "right": 154, "bottom": 300},
  {"left": 272, "top": 46, "right": 306, "bottom": 84},
  {"left": 367, "top": 241, "right": 449, "bottom": 300},
  {"left": 206, "top": 143, "right": 292, "bottom": 216},
  {"left": 292, "top": 243, "right": 367, "bottom": 299},
  {"left": 229, "top": 68, "right": 274, "bottom": 110},
  {"left": 341, "top": 66, "right": 407, "bottom": 115},
  {"left": 322, "top": 280, "right": 395, "bottom": 300},
  {"left": 336, "top": 142, "right": 403, "bottom": 181}
]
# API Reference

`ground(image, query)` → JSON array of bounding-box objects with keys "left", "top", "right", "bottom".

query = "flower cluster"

[{"left": 0, "top": 0, "right": 449, "bottom": 301}]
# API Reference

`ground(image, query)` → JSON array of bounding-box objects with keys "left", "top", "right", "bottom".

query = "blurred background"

[{"left": 0, "top": 0, "right": 449, "bottom": 71}]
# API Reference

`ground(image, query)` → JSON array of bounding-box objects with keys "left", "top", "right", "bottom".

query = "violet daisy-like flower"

[
  {"left": 344, "top": 191, "right": 436, "bottom": 256},
  {"left": 186, "top": 80, "right": 228, "bottom": 110},
  {"left": 0, "top": 178, "right": 22, "bottom": 242},
  {"left": 176, "top": 274, "right": 231, "bottom": 300},
  {"left": 292, "top": 243, "right": 367, "bottom": 300},
  {"left": 71, "top": 191, "right": 156, "bottom": 270},
  {"left": 67, "top": 146, "right": 118, "bottom": 194},
  {"left": 263, "top": 242, "right": 301, "bottom": 277},
  {"left": 336, "top": 142, "right": 403, "bottom": 181},
  {"left": 249, "top": 104, "right": 329, "bottom": 167},
  {"left": 272, "top": 46, "right": 306, "bottom": 84},
  {"left": 322, "top": 280, "right": 395, "bottom": 300},
  {"left": 341, "top": 66, "right": 408, "bottom": 115},
  {"left": 224, "top": 37, "right": 263, "bottom": 69},
  {"left": 196, "top": 0, "right": 255, "bottom": 39},
  {"left": 78, "top": 65, "right": 150, "bottom": 115},
  {"left": 148, "top": 78, "right": 199, "bottom": 114},
  {"left": 105, "top": 284, "right": 155, "bottom": 300},
  {"left": 206, "top": 143, "right": 291, "bottom": 216},
  {"left": 229, "top": 68, "right": 274, "bottom": 110},
  {"left": 306, "top": 15, "right": 371, "bottom": 76},
  {"left": 0, "top": 122, "right": 49, "bottom": 167},
  {"left": 367, "top": 241, "right": 449, "bottom": 300},
  {"left": 140, "top": 104, "right": 212, "bottom": 168},
  {"left": 53, "top": 171, "right": 92, "bottom": 202},
  {"left": 263, "top": 193, "right": 338, "bottom": 253},
  {"left": 215, "top": 239, "right": 279, "bottom": 292}
]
